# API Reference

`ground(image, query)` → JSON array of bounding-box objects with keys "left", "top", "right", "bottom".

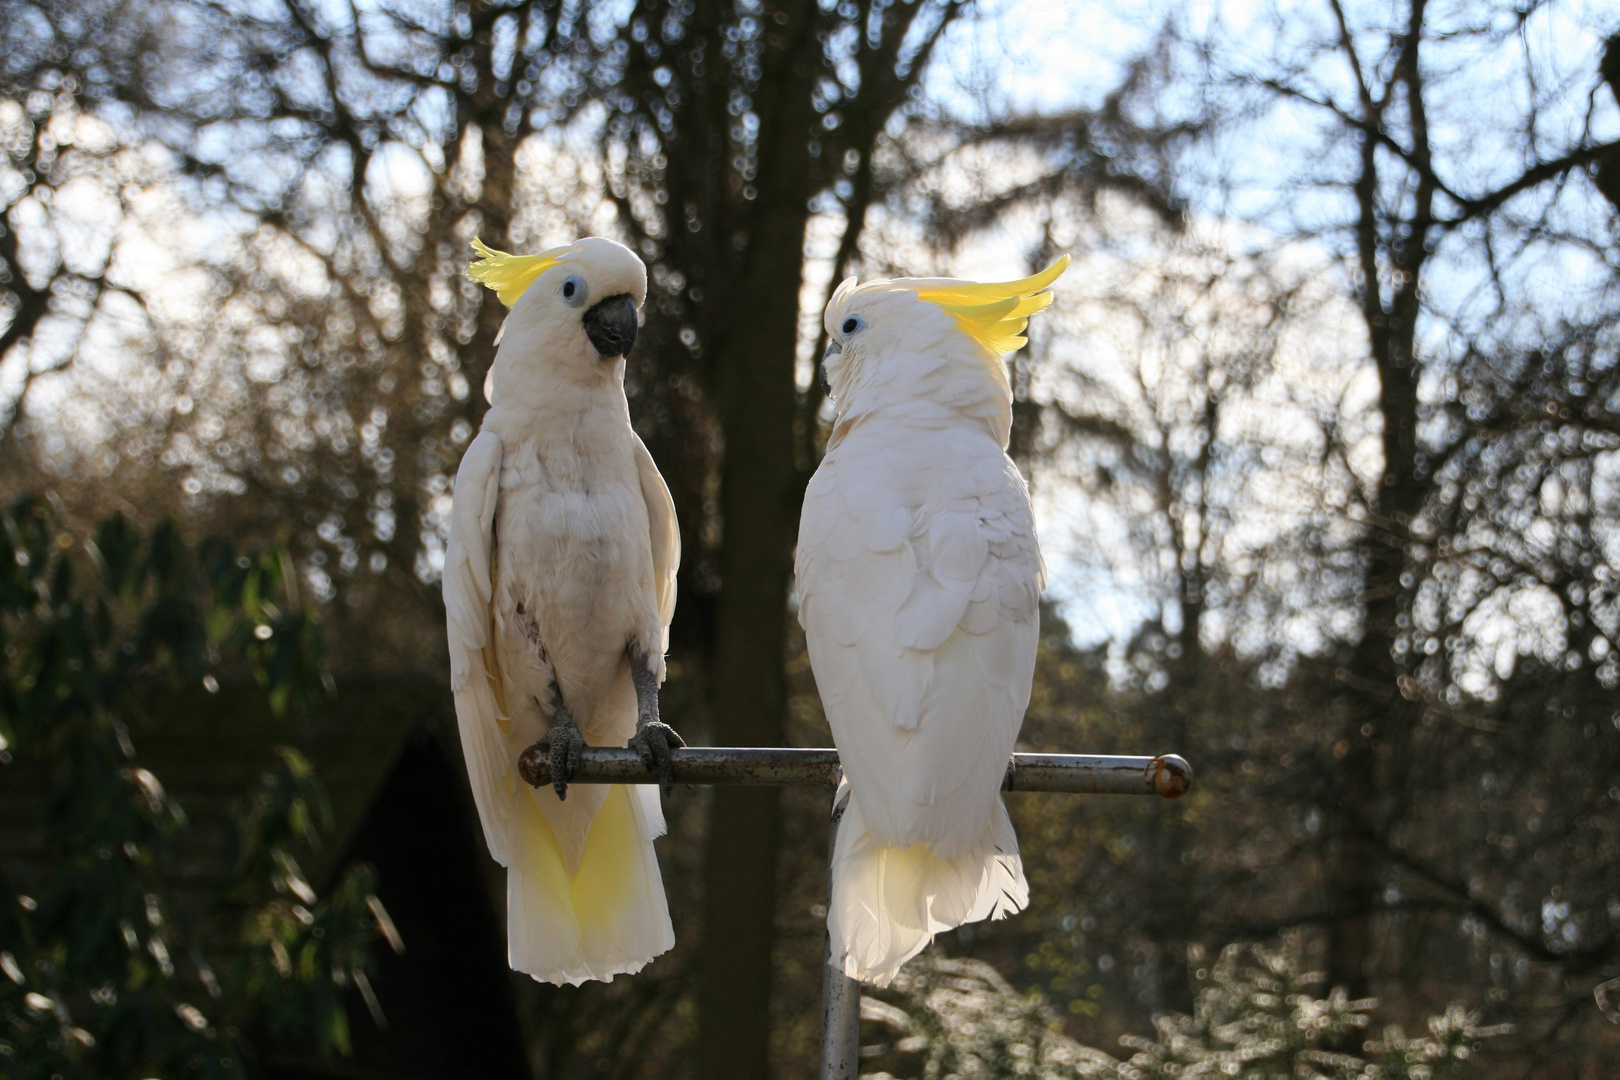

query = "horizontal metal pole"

[
  {"left": 1008, "top": 753, "right": 1193, "bottom": 798},
  {"left": 520, "top": 746, "right": 842, "bottom": 790},
  {"left": 518, "top": 746, "right": 1192, "bottom": 799}
]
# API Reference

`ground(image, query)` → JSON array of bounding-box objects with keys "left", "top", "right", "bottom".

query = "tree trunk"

[
  {"left": 696, "top": 228, "right": 810, "bottom": 1074},
  {"left": 696, "top": 5, "right": 821, "bottom": 1072},
  {"left": 1328, "top": 9, "right": 1434, "bottom": 994}
]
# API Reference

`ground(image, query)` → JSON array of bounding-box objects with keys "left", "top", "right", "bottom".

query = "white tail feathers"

[
  {"left": 507, "top": 782, "right": 674, "bottom": 985},
  {"left": 828, "top": 785, "right": 1028, "bottom": 986}
]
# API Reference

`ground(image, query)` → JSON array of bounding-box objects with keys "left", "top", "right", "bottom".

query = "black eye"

[
  {"left": 560, "top": 274, "right": 587, "bottom": 306},
  {"left": 563, "top": 281, "right": 575, "bottom": 298},
  {"left": 841, "top": 315, "right": 863, "bottom": 336}
]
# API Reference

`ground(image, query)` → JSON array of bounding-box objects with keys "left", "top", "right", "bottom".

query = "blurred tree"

[
  {"left": 994, "top": 3, "right": 1620, "bottom": 1066},
  {"left": 862, "top": 938, "right": 1507, "bottom": 1080},
  {"left": 24, "top": 0, "right": 1619, "bottom": 1071},
  {"left": 1595, "top": 34, "right": 1620, "bottom": 210},
  {"left": 1, "top": 2, "right": 1191, "bottom": 1072},
  {"left": 0, "top": 496, "right": 392, "bottom": 1078},
  {"left": 1110, "top": 937, "right": 1508, "bottom": 1080},
  {"left": 1009, "top": 217, "right": 1372, "bottom": 1014},
  {"left": 1205, "top": 0, "right": 1620, "bottom": 1002}
]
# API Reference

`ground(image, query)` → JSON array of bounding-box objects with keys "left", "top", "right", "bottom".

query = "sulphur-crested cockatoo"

[
  {"left": 796, "top": 257, "right": 1068, "bottom": 985},
  {"left": 444, "top": 236, "right": 683, "bottom": 985}
]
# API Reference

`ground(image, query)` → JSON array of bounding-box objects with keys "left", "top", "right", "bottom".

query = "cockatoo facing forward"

[
  {"left": 444, "top": 236, "right": 682, "bottom": 985},
  {"left": 796, "top": 257, "right": 1069, "bottom": 986}
]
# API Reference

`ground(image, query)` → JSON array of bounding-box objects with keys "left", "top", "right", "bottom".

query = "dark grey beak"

[
  {"left": 820, "top": 340, "right": 840, "bottom": 395},
  {"left": 582, "top": 293, "right": 639, "bottom": 358}
]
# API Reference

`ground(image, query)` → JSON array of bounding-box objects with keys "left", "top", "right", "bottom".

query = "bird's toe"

[
  {"left": 548, "top": 722, "right": 586, "bottom": 800},
  {"left": 629, "top": 722, "right": 684, "bottom": 796}
]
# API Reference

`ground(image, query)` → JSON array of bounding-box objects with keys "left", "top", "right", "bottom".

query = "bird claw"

[
  {"left": 539, "top": 719, "right": 586, "bottom": 801},
  {"left": 628, "top": 721, "right": 684, "bottom": 797}
]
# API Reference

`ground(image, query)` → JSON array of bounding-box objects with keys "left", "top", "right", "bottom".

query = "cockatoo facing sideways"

[
  {"left": 796, "top": 257, "right": 1069, "bottom": 986},
  {"left": 444, "top": 236, "right": 683, "bottom": 985}
]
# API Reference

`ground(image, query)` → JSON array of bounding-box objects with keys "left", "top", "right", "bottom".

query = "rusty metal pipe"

[
  {"left": 519, "top": 746, "right": 844, "bottom": 791},
  {"left": 1006, "top": 753, "right": 1193, "bottom": 798},
  {"left": 518, "top": 746, "right": 1193, "bottom": 799}
]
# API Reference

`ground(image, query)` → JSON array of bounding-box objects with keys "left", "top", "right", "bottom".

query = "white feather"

[
  {"left": 446, "top": 236, "right": 678, "bottom": 985},
  {"left": 798, "top": 282, "right": 1048, "bottom": 986},
  {"left": 444, "top": 430, "right": 512, "bottom": 864},
  {"left": 633, "top": 432, "right": 680, "bottom": 653},
  {"left": 828, "top": 781, "right": 1027, "bottom": 987}
]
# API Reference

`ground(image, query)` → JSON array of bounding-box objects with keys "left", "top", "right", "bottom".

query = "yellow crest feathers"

[
  {"left": 465, "top": 237, "right": 567, "bottom": 307},
  {"left": 912, "top": 255, "right": 1070, "bottom": 355}
]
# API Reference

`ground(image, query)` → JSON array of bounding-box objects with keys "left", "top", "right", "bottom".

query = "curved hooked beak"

[
  {"left": 582, "top": 293, "right": 639, "bottom": 358},
  {"left": 820, "top": 339, "right": 841, "bottom": 395}
]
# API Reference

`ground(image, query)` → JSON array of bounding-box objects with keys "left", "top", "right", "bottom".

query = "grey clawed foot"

[
  {"left": 628, "top": 720, "right": 685, "bottom": 798},
  {"left": 626, "top": 643, "right": 682, "bottom": 796},
  {"left": 541, "top": 684, "right": 586, "bottom": 801}
]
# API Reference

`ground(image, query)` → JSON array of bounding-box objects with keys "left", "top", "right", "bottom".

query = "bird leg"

[
  {"left": 626, "top": 644, "right": 684, "bottom": 797},
  {"left": 532, "top": 681, "right": 586, "bottom": 801}
]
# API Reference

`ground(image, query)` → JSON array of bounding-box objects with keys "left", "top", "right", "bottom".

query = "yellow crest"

[
  {"left": 465, "top": 237, "right": 569, "bottom": 307},
  {"left": 913, "top": 256, "right": 1070, "bottom": 355}
]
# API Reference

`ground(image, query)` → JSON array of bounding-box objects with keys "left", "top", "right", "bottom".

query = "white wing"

[
  {"left": 443, "top": 430, "right": 513, "bottom": 865},
  {"left": 632, "top": 433, "right": 680, "bottom": 651},
  {"left": 797, "top": 428, "right": 1043, "bottom": 856}
]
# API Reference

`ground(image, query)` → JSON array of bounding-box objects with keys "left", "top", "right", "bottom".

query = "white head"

[
  {"left": 819, "top": 257, "right": 1069, "bottom": 446},
  {"left": 467, "top": 236, "right": 649, "bottom": 403}
]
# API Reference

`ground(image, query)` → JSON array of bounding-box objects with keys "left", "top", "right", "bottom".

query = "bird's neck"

[
  {"left": 827, "top": 397, "right": 1009, "bottom": 455},
  {"left": 482, "top": 363, "right": 631, "bottom": 443},
  {"left": 831, "top": 343, "right": 1012, "bottom": 452}
]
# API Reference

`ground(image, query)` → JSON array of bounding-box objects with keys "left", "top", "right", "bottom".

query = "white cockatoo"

[
  {"left": 443, "top": 236, "right": 683, "bottom": 985},
  {"left": 796, "top": 257, "right": 1069, "bottom": 985}
]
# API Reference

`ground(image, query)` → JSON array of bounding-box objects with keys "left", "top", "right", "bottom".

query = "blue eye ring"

[
  {"left": 841, "top": 314, "right": 864, "bottom": 337},
  {"left": 561, "top": 275, "right": 587, "bottom": 307}
]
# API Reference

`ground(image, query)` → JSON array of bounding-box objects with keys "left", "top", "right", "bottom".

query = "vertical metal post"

[{"left": 819, "top": 785, "right": 860, "bottom": 1079}]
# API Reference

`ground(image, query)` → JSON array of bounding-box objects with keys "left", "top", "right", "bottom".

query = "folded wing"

[
  {"left": 632, "top": 432, "right": 681, "bottom": 651},
  {"left": 443, "top": 430, "right": 514, "bottom": 865},
  {"left": 798, "top": 443, "right": 1043, "bottom": 855}
]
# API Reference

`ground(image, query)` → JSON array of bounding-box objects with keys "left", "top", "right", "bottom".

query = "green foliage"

[
  {"left": 861, "top": 939, "right": 1509, "bottom": 1080},
  {"left": 0, "top": 497, "right": 390, "bottom": 1078},
  {"left": 1114, "top": 938, "right": 1509, "bottom": 1080},
  {"left": 1024, "top": 935, "right": 1104, "bottom": 1020},
  {"left": 227, "top": 749, "right": 395, "bottom": 1058},
  {"left": 861, "top": 956, "right": 1123, "bottom": 1079}
]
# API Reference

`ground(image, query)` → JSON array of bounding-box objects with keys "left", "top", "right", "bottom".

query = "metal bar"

[
  {"left": 819, "top": 787, "right": 859, "bottom": 1080},
  {"left": 517, "top": 746, "right": 842, "bottom": 790},
  {"left": 514, "top": 744, "right": 1194, "bottom": 1080},
  {"left": 1007, "top": 753, "right": 1193, "bottom": 799},
  {"left": 518, "top": 746, "right": 1193, "bottom": 799}
]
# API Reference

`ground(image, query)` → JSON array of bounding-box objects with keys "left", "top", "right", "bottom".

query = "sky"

[
  {"left": 909, "top": 0, "right": 1620, "bottom": 659},
  {"left": 5, "top": 0, "right": 1618, "bottom": 671}
]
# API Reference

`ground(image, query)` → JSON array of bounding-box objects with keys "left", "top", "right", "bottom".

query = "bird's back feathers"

[
  {"left": 799, "top": 418, "right": 1042, "bottom": 984},
  {"left": 801, "top": 260, "right": 1061, "bottom": 985},
  {"left": 799, "top": 423, "right": 1041, "bottom": 852}
]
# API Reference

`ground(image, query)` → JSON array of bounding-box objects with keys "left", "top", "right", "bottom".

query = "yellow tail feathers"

[
  {"left": 518, "top": 784, "right": 639, "bottom": 929},
  {"left": 508, "top": 783, "right": 673, "bottom": 984},
  {"left": 829, "top": 792, "right": 1028, "bottom": 986}
]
